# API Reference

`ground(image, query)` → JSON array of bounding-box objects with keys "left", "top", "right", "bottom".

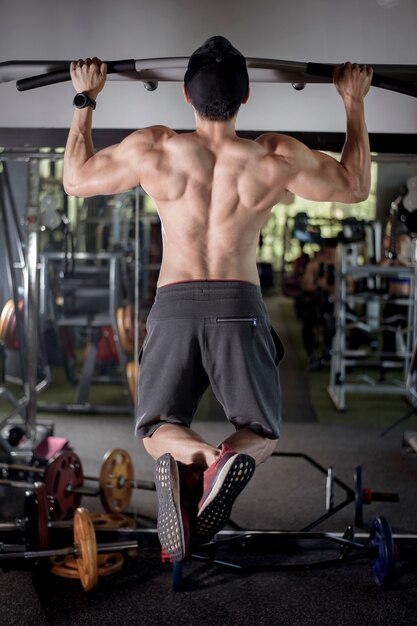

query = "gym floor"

[{"left": 0, "top": 292, "right": 416, "bottom": 626}]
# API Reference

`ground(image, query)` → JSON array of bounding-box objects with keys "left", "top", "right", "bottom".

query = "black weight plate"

[
  {"left": 354, "top": 466, "right": 363, "bottom": 527},
  {"left": 23, "top": 491, "right": 38, "bottom": 551}
]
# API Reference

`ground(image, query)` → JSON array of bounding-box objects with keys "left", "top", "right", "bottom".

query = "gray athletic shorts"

[{"left": 135, "top": 281, "right": 284, "bottom": 440}]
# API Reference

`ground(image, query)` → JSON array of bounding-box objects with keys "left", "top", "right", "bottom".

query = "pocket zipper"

[{"left": 216, "top": 317, "right": 257, "bottom": 333}]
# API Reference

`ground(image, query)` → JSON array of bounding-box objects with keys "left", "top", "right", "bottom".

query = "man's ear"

[
  {"left": 242, "top": 87, "right": 250, "bottom": 104},
  {"left": 183, "top": 84, "right": 190, "bottom": 103}
]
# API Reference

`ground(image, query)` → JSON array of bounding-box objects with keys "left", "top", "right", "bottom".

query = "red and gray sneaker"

[
  {"left": 193, "top": 443, "right": 256, "bottom": 541},
  {"left": 154, "top": 453, "right": 202, "bottom": 561}
]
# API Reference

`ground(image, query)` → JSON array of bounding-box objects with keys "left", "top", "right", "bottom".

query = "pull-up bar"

[{"left": 0, "top": 58, "right": 416, "bottom": 97}]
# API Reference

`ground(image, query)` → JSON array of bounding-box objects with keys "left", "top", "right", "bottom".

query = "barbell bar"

[
  {"left": 0, "top": 482, "right": 138, "bottom": 554},
  {"left": 0, "top": 505, "right": 138, "bottom": 591},
  {"left": 0, "top": 447, "right": 155, "bottom": 519},
  {"left": 188, "top": 517, "right": 409, "bottom": 589}
]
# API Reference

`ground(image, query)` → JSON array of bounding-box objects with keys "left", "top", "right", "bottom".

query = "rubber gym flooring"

[{"left": 0, "top": 293, "right": 416, "bottom": 625}]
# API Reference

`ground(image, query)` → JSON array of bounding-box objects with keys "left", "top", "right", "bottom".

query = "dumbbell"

[
  {"left": 0, "top": 448, "right": 155, "bottom": 520},
  {"left": 0, "top": 499, "right": 138, "bottom": 591}
]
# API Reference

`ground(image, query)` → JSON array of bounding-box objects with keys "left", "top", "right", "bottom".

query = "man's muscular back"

[{"left": 137, "top": 128, "right": 290, "bottom": 286}]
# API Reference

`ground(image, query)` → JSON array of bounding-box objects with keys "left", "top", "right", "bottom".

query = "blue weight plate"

[{"left": 369, "top": 516, "right": 395, "bottom": 586}]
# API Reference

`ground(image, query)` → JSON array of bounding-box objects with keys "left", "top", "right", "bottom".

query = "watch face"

[
  {"left": 73, "top": 93, "right": 96, "bottom": 109},
  {"left": 74, "top": 93, "right": 87, "bottom": 108}
]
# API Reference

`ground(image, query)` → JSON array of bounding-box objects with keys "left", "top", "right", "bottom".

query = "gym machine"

[
  {"left": 380, "top": 179, "right": 417, "bottom": 439},
  {"left": 327, "top": 245, "right": 417, "bottom": 412},
  {"left": 0, "top": 158, "right": 53, "bottom": 458},
  {"left": 38, "top": 250, "right": 132, "bottom": 413},
  {"left": 328, "top": 183, "right": 417, "bottom": 412},
  {"left": 0, "top": 152, "right": 153, "bottom": 463}
]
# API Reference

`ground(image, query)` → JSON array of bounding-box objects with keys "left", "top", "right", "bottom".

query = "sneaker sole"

[
  {"left": 194, "top": 454, "right": 255, "bottom": 539},
  {"left": 154, "top": 453, "right": 186, "bottom": 561}
]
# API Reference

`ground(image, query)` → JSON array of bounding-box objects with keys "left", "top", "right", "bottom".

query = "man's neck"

[{"left": 193, "top": 114, "right": 238, "bottom": 143}]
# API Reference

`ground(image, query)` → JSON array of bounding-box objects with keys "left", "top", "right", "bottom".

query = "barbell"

[
  {"left": 0, "top": 504, "right": 138, "bottom": 591},
  {"left": 0, "top": 482, "right": 161, "bottom": 591},
  {"left": 0, "top": 447, "right": 155, "bottom": 519},
  {"left": 182, "top": 517, "right": 401, "bottom": 590},
  {"left": 0, "top": 482, "right": 134, "bottom": 551}
]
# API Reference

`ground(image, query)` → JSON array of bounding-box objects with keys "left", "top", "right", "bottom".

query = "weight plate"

[
  {"left": 73, "top": 507, "right": 98, "bottom": 592},
  {"left": 126, "top": 361, "right": 139, "bottom": 403},
  {"left": 99, "top": 448, "right": 134, "bottom": 514},
  {"left": 96, "top": 552, "right": 125, "bottom": 576},
  {"left": 354, "top": 465, "right": 363, "bottom": 527},
  {"left": 369, "top": 515, "right": 395, "bottom": 586},
  {"left": 44, "top": 449, "right": 84, "bottom": 520},
  {"left": 89, "top": 512, "right": 136, "bottom": 529},
  {"left": 340, "top": 525, "right": 355, "bottom": 558},
  {"left": 116, "top": 307, "right": 134, "bottom": 354},
  {"left": 33, "top": 482, "right": 49, "bottom": 551},
  {"left": 23, "top": 491, "right": 39, "bottom": 551},
  {"left": 50, "top": 552, "right": 124, "bottom": 579},
  {"left": 0, "top": 299, "right": 23, "bottom": 350}
]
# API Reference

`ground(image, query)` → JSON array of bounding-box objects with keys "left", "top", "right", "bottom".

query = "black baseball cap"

[{"left": 184, "top": 36, "right": 249, "bottom": 109}]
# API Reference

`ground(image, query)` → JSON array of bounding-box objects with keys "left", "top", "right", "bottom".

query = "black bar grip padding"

[
  {"left": 306, "top": 62, "right": 335, "bottom": 79},
  {"left": 306, "top": 62, "right": 417, "bottom": 98},
  {"left": 16, "top": 59, "right": 136, "bottom": 91}
]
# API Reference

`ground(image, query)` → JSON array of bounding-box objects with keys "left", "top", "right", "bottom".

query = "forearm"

[
  {"left": 339, "top": 98, "right": 371, "bottom": 202},
  {"left": 63, "top": 109, "right": 95, "bottom": 196},
  {"left": 64, "top": 58, "right": 107, "bottom": 196}
]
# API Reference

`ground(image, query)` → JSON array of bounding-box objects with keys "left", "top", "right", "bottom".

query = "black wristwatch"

[{"left": 73, "top": 93, "right": 96, "bottom": 110}]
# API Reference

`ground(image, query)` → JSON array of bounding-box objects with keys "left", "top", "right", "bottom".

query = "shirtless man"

[{"left": 63, "top": 36, "right": 373, "bottom": 560}]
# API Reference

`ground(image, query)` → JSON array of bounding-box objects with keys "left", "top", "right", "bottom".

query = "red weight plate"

[{"left": 44, "top": 450, "right": 84, "bottom": 520}]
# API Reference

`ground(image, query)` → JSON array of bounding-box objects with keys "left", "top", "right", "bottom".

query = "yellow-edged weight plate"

[
  {"left": 50, "top": 553, "right": 124, "bottom": 580},
  {"left": 126, "top": 361, "right": 139, "bottom": 402},
  {"left": 97, "top": 552, "right": 124, "bottom": 576},
  {"left": 99, "top": 448, "right": 134, "bottom": 514},
  {"left": 90, "top": 511, "right": 136, "bottom": 529},
  {"left": 116, "top": 307, "right": 134, "bottom": 354},
  {"left": 73, "top": 507, "right": 98, "bottom": 591}
]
